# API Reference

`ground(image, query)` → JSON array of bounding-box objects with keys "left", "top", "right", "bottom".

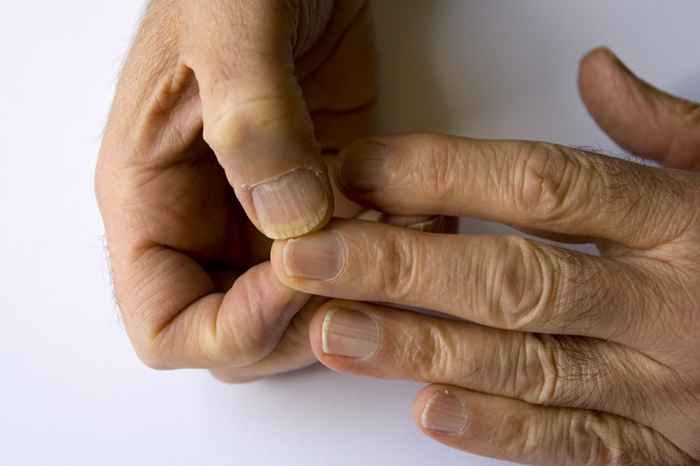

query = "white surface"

[{"left": 2, "top": 2, "right": 700, "bottom": 465}]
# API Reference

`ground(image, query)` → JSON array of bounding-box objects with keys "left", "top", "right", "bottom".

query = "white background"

[{"left": 2, "top": 1, "right": 700, "bottom": 465}]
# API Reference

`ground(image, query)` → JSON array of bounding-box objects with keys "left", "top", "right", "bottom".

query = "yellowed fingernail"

[
  {"left": 322, "top": 309, "right": 380, "bottom": 359},
  {"left": 421, "top": 391, "right": 468, "bottom": 435},
  {"left": 251, "top": 168, "right": 330, "bottom": 239}
]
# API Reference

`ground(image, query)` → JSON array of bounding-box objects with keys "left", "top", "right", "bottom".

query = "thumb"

[
  {"left": 578, "top": 47, "right": 700, "bottom": 170},
  {"left": 184, "top": 0, "right": 335, "bottom": 239}
]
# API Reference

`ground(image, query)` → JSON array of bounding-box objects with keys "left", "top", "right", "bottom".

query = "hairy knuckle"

[{"left": 495, "top": 236, "right": 556, "bottom": 330}]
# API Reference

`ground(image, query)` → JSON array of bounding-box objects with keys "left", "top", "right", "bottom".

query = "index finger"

[{"left": 338, "top": 135, "right": 697, "bottom": 248}]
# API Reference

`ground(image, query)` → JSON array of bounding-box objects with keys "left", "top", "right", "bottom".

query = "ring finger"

[{"left": 308, "top": 300, "right": 669, "bottom": 430}]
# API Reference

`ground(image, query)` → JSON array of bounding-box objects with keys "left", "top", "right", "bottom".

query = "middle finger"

[{"left": 271, "top": 219, "right": 660, "bottom": 348}]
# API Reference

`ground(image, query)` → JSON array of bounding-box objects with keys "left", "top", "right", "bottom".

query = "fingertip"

[
  {"left": 578, "top": 46, "right": 628, "bottom": 102},
  {"left": 580, "top": 46, "right": 618, "bottom": 67}
]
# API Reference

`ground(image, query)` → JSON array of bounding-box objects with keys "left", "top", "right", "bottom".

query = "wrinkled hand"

[
  {"left": 95, "top": 0, "right": 377, "bottom": 380},
  {"left": 271, "top": 49, "right": 700, "bottom": 464}
]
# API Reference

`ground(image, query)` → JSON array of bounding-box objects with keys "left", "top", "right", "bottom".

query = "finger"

[
  {"left": 579, "top": 47, "right": 700, "bottom": 171},
  {"left": 337, "top": 134, "right": 695, "bottom": 249},
  {"left": 210, "top": 299, "right": 321, "bottom": 383},
  {"left": 271, "top": 220, "right": 659, "bottom": 346},
  {"left": 118, "top": 253, "right": 310, "bottom": 369},
  {"left": 413, "top": 386, "right": 694, "bottom": 466},
  {"left": 308, "top": 300, "right": 664, "bottom": 428},
  {"left": 183, "top": 0, "right": 334, "bottom": 239}
]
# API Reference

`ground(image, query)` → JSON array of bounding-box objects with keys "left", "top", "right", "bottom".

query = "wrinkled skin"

[
  {"left": 95, "top": 0, "right": 381, "bottom": 381},
  {"left": 272, "top": 49, "right": 700, "bottom": 465}
]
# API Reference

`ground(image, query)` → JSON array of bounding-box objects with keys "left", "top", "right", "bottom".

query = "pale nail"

[
  {"left": 421, "top": 391, "right": 468, "bottom": 435},
  {"left": 251, "top": 168, "right": 330, "bottom": 239},
  {"left": 322, "top": 309, "right": 380, "bottom": 359},
  {"left": 283, "top": 232, "right": 343, "bottom": 280}
]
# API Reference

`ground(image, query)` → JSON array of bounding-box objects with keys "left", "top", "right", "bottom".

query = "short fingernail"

[
  {"left": 421, "top": 391, "right": 468, "bottom": 435},
  {"left": 283, "top": 232, "right": 343, "bottom": 280},
  {"left": 340, "top": 141, "right": 390, "bottom": 192},
  {"left": 322, "top": 309, "right": 380, "bottom": 358},
  {"left": 251, "top": 168, "right": 330, "bottom": 239}
]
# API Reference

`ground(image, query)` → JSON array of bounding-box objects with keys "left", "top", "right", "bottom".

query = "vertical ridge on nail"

[
  {"left": 251, "top": 167, "right": 330, "bottom": 239},
  {"left": 422, "top": 391, "right": 468, "bottom": 435},
  {"left": 322, "top": 309, "right": 379, "bottom": 359}
]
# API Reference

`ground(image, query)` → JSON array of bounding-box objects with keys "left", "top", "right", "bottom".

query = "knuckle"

[
  {"left": 214, "top": 285, "right": 274, "bottom": 367},
  {"left": 409, "top": 323, "right": 479, "bottom": 383},
  {"left": 566, "top": 413, "right": 681, "bottom": 466},
  {"left": 514, "top": 334, "right": 567, "bottom": 406},
  {"left": 233, "top": 289, "right": 274, "bottom": 362},
  {"left": 377, "top": 232, "right": 419, "bottom": 301},
  {"left": 532, "top": 336, "right": 567, "bottom": 406},
  {"left": 397, "top": 325, "right": 443, "bottom": 380},
  {"left": 202, "top": 94, "right": 304, "bottom": 155},
  {"left": 569, "top": 411, "right": 622, "bottom": 465},
  {"left": 514, "top": 142, "right": 594, "bottom": 224},
  {"left": 494, "top": 236, "right": 556, "bottom": 330}
]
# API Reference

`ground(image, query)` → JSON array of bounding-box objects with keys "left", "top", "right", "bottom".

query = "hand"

[
  {"left": 95, "top": 0, "right": 378, "bottom": 380},
  {"left": 270, "top": 49, "right": 700, "bottom": 464}
]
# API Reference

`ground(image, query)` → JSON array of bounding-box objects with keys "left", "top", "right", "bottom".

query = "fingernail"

[
  {"left": 322, "top": 309, "right": 380, "bottom": 358},
  {"left": 355, "top": 208, "right": 384, "bottom": 222},
  {"left": 383, "top": 215, "right": 444, "bottom": 232},
  {"left": 283, "top": 232, "right": 343, "bottom": 280},
  {"left": 340, "top": 141, "right": 390, "bottom": 192},
  {"left": 251, "top": 168, "right": 330, "bottom": 239},
  {"left": 421, "top": 391, "right": 468, "bottom": 435}
]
